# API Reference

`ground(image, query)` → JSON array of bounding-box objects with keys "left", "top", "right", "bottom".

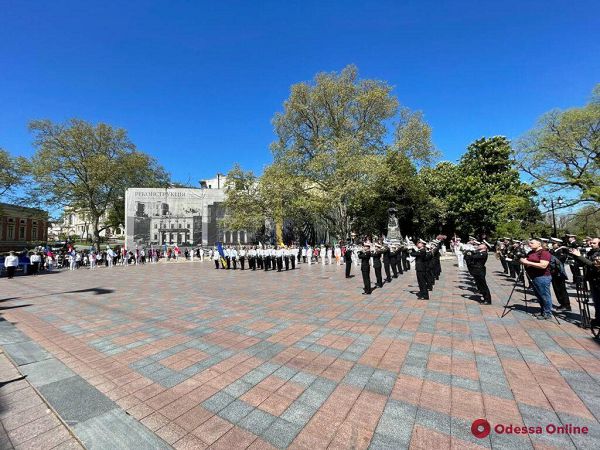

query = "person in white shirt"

[
  {"left": 213, "top": 247, "right": 220, "bottom": 269},
  {"left": 231, "top": 247, "right": 238, "bottom": 269},
  {"left": 30, "top": 252, "right": 41, "bottom": 275},
  {"left": 334, "top": 246, "right": 342, "bottom": 265},
  {"left": 301, "top": 247, "right": 307, "bottom": 263},
  {"left": 4, "top": 251, "right": 19, "bottom": 279},
  {"left": 326, "top": 246, "right": 333, "bottom": 265},
  {"left": 307, "top": 245, "right": 312, "bottom": 265},
  {"left": 69, "top": 252, "right": 77, "bottom": 271},
  {"left": 239, "top": 247, "right": 246, "bottom": 270},
  {"left": 321, "top": 246, "right": 326, "bottom": 265},
  {"left": 90, "top": 252, "right": 97, "bottom": 270}
]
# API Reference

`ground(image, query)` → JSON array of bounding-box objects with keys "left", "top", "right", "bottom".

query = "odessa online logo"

[{"left": 470, "top": 419, "right": 589, "bottom": 438}]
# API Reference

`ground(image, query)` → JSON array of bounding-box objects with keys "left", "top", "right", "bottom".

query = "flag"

[{"left": 217, "top": 242, "right": 225, "bottom": 258}]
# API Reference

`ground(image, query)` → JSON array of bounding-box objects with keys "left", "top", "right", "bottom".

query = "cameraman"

[
  {"left": 520, "top": 239, "right": 553, "bottom": 320},
  {"left": 570, "top": 237, "right": 600, "bottom": 326}
]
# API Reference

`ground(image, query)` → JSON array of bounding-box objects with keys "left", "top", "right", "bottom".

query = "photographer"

[
  {"left": 520, "top": 239, "right": 553, "bottom": 320},
  {"left": 570, "top": 237, "right": 600, "bottom": 326}
]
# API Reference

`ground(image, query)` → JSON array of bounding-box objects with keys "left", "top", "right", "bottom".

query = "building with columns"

[
  {"left": 47, "top": 209, "right": 124, "bottom": 243},
  {"left": 124, "top": 175, "right": 252, "bottom": 249}
]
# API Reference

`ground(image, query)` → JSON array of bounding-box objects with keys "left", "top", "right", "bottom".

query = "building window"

[
  {"left": 154, "top": 224, "right": 158, "bottom": 229},
  {"left": 115, "top": 228, "right": 121, "bottom": 234},
  {"left": 8, "top": 225, "right": 14, "bottom": 239},
  {"left": 19, "top": 227, "right": 25, "bottom": 239},
  {"left": 32, "top": 227, "right": 38, "bottom": 240},
  {"left": 187, "top": 223, "right": 191, "bottom": 229},
  {"left": 154, "top": 234, "right": 158, "bottom": 240}
]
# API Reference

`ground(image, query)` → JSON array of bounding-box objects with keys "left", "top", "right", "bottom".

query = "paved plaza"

[{"left": 1, "top": 260, "right": 600, "bottom": 449}]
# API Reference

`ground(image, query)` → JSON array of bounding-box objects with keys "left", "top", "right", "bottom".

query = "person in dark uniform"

[
  {"left": 425, "top": 244, "right": 435, "bottom": 290},
  {"left": 276, "top": 246, "right": 283, "bottom": 272},
  {"left": 382, "top": 244, "right": 392, "bottom": 283},
  {"left": 549, "top": 238, "right": 570, "bottom": 311},
  {"left": 465, "top": 243, "right": 492, "bottom": 304},
  {"left": 344, "top": 243, "right": 353, "bottom": 278},
  {"left": 396, "top": 245, "right": 404, "bottom": 275},
  {"left": 373, "top": 243, "right": 384, "bottom": 288},
  {"left": 290, "top": 247, "right": 296, "bottom": 270},
  {"left": 499, "top": 238, "right": 510, "bottom": 274},
  {"left": 566, "top": 234, "right": 583, "bottom": 281},
  {"left": 389, "top": 245, "right": 398, "bottom": 278},
  {"left": 358, "top": 243, "right": 373, "bottom": 295},
  {"left": 402, "top": 246, "right": 410, "bottom": 271},
  {"left": 239, "top": 247, "right": 246, "bottom": 270},
  {"left": 284, "top": 247, "right": 290, "bottom": 270},
  {"left": 410, "top": 240, "right": 429, "bottom": 299},
  {"left": 570, "top": 238, "right": 600, "bottom": 326},
  {"left": 432, "top": 241, "right": 442, "bottom": 280}
]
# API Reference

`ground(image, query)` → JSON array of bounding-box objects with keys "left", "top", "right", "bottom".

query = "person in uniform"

[
  {"left": 284, "top": 247, "right": 290, "bottom": 270},
  {"left": 382, "top": 244, "right": 392, "bottom": 283},
  {"left": 290, "top": 246, "right": 296, "bottom": 270},
  {"left": 566, "top": 234, "right": 582, "bottom": 281},
  {"left": 231, "top": 246, "right": 238, "bottom": 269},
  {"left": 239, "top": 246, "right": 246, "bottom": 270},
  {"left": 401, "top": 246, "right": 410, "bottom": 271},
  {"left": 389, "top": 245, "right": 398, "bottom": 278},
  {"left": 213, "top": 247, "right": 220, "bottom": 269},
  {"left": 344, "top": 242, "right": 353, "bottom": 278},
  {"left": 465, "top": 243, "right": 492, "bottom": 304},
  {"left": 372, "top": 243, "right": 384, "bottom": 288},
  {"left": 410, "top": 240, "right": 430, "bottom": 299},
  {"left": 570, "top": 237, "right": 600, "bottom": 326},
  {"left": 549, "top": 237, "right": 570, "bottom": 311},
  {"left": 276, "top": 246, "right": 283, "bottom": 272},
  {"left": 358, "top": 243, "right": 373, "bottom": 295}
]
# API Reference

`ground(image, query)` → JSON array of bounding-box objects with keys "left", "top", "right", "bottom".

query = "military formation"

[
  {"left": 210, "top": 245, "right": 299, "bottom": 271},
  {"left": 355, "top": 239, "right": 440, "bottom": 297}
]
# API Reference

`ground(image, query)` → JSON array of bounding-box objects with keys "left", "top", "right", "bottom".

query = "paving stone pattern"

[
  {"left": 0, "top": 349, "right": 83, "bottom": 449},
  {"left": 1, "top": 259, "right": 600, "bottom": 449}
]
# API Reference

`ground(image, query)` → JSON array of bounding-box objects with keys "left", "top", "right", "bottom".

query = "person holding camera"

[
  {"left": 570, "top": 237, "right": 600, "bottom": 326},
  {"left": 520, "top": 239, "right": 553, "bottom": 320}
]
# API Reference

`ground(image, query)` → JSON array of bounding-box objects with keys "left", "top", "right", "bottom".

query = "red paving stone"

[{"left": 1, "top": 258, "right": 600, "bottom": 449}]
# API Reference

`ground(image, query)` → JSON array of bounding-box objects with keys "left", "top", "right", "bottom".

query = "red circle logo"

[{"left": 471, "top": 419, "right": 491, "bottom": 438}]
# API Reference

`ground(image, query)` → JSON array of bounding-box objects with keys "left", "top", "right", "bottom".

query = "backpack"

[{"left": 549, "top": 255, "right": 567, "bottom": 279}]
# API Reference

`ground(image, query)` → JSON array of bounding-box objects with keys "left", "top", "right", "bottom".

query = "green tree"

[
  {"left": 421, "top": 137, "right": 538, "bottom": 237},
  {"left": 517, "top": 84, "right": 600, "bottom": 206},
  {"left": 0, "top": 148, "right": 23, "bottom": 198},
  {"left": 27, "top": 119, "right": 170, "bottom": 249},
  {"left": 270, "top": 65, "right": 399, "bottom": 240}
]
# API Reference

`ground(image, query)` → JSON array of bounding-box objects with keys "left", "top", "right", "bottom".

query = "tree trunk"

[{"left": 93, "top": 216, "right": 101, "bottom": 251}]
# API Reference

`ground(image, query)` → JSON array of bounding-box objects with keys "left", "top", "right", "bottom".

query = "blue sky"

[{"left": 1, "top": 0, "right": 598, "bottom": 185}]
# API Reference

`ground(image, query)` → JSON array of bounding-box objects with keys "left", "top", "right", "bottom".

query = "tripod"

[
  {"left": 502, "top": 265, "right": 560, "bottom": 324},
  {"left": 574, "top": 275, "right": 600, "bottom": 338}
]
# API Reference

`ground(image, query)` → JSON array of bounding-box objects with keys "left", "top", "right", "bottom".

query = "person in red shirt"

[{"left": 520, "top": 239, "right": 553, "bottom": 319}]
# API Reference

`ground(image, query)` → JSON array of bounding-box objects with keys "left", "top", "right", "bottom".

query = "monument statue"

[{"left": 386, "top": 208, "right": 402, "bottom": 243}]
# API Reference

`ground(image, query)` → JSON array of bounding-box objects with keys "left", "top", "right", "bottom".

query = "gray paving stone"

[
  {"left": 280, "top": 400, "right": 316, "bottom": 426},
  {"left": 202, "top": 391, "right": 236, "bottom": 413},
  {"left": 19, "top": 358, "right": 76, "bottom": 387},
  {"left": 218, "top": 399, "right": 254, "bottom": 424},
  {"left": 223, "top": 379, "right": 254, "bottom": 397},
  {"left": 366, "top": 369, "right": 396, "bottom": 396},
  {"left": 261, "top": 418, "right": 303, "bottom": 449},
  {"left": 238, "top": 408, "right": 277, "bottom": 436},
  {"left": 39, "top": 375, "right": 116, "bottom": 424},
  {"left": 74, "top": 409, "right": 170, "bottom": 449},
  {"left": 3, "top": 340, "right": 52, "bottom": 366}
]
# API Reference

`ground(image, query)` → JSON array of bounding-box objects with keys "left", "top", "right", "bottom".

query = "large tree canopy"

[
  {"left": 517, "top": 84, "right": 600, "bottom": 207},
  {"left": 0, "top": 148, "right": 23, "bottom": 198},
  {"left": 421, "top": 136, "right": 538, "bottom": 237},
  {"left": 27, "top": 119, "right": 170, "bottom": 248}
]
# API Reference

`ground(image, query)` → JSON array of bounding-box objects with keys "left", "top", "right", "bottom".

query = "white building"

[{"left": 48, "top": 209, "right": 124, "bottom": 242}]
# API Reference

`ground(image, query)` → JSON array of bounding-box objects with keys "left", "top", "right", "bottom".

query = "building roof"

[{"left": 0, "top": 202, "right": 48, "bottom": 219}]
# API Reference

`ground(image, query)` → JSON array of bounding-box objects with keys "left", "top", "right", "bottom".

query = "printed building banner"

[{"left": 124, "top": 188, "right": 227, "bottom": 249}]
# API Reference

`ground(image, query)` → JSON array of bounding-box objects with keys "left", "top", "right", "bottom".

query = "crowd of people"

[
  {"left": 3, "top": 234, "right": 599, "bottom": 328},
  {"left": 450, "top": 234, "right": 600, "bottom": 323}
]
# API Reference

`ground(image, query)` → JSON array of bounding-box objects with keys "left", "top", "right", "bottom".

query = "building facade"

[
  {"left": 47, "top": 209, "right": 124, "bottom": 243},
  {"left": 0, "top": 203, "right": 49, "bottom": 252},
  {"left": 125, "top": 175, "right": 252, "bottom": 249}
]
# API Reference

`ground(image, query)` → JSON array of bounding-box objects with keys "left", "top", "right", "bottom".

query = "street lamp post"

[{"left": 541, "top": 196, "right": 564, "bottom": 237}]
